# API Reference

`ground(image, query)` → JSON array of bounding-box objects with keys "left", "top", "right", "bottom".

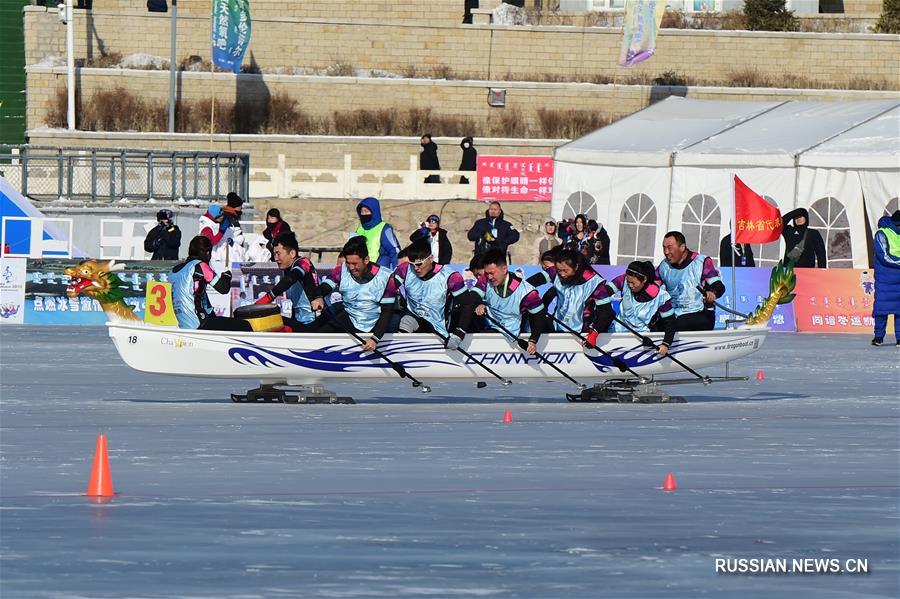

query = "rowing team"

[{"left": 169, "top": 229, "right": 726, "bottom": 356}]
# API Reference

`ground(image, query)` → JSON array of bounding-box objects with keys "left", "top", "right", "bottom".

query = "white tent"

[{"left": 551, "top": 97, "right": 900, "bottom": 268}]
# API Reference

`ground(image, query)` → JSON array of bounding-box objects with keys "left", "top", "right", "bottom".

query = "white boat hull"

[{"left": 107, "top": 322, "right": 769, "bottom": 385}]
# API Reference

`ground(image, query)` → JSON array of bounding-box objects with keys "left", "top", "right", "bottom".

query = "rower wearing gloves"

[
  {"left": 254, "top": 232, "right": 321, "bottom": 332},
  {"left": 392, "top": 239, "right": 469, "bottom": 349},
  {"left": 527, "top": 247, "right": 615, "bottom": 335},
  {"left": 171, "top": 235, "right": 251, "bottom": 332},
  {"left": 657, "top": 231, "right": 725, "bottom": 331},
  {"left": 313, "top": 235, "right": 399, "bottom": 352},
  {"left": 468, "top": 247, "right": 547, "bottom": 354},
  {"left": 600, "top": 261, "right": 677, "bottom": 356}
]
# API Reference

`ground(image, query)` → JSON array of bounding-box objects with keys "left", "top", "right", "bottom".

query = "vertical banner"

[
  {"left": 618, "top": 0, "right": 667, "bottom": 67},
  {"left": 0, "top": 257, "right": 27, "bottom": 324},
  {"left": 476, "top": 156, "right": 554, "bottom": 202},
  {"left": 211, "top": 0, "right": 251, "bottom": 74}
]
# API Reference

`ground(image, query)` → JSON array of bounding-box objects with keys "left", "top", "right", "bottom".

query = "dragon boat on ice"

[{"left": 64, "top": 259, "right": 796, "bottom": 404}]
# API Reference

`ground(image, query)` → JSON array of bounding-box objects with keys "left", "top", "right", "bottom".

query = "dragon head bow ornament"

[{"left": 65, "top": 259, "right": 141, "bottom": 321}]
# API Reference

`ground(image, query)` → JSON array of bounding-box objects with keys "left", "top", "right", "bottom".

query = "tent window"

[
  {"left": 562, "top": 191, "right": 598, "bottom": 221},
  {"left": 617, "top": 193, "right": 657, "bottom": 264},
  {"left": 884, "top": 197, "right": 899, "bottom": 217},
  {"left": 809, "top": 197, "right": 852, "bottom": 268},
  {"left": 681, "top": 194, "right": 721, "bottom": 259}
]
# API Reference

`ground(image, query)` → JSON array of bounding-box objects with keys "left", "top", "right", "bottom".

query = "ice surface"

[{"left": 0, "top": 326, "right": 897, "bottom": 598}]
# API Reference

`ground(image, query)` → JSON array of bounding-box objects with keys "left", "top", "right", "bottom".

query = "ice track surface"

[{"left": 1, "top": 326, "right": 898, "bottom": 599}]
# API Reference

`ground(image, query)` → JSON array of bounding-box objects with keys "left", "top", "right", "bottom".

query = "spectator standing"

[
  {"left": 534, "top": 220, "right": 559, "bottom": 263},
  {"left": 458, "top": 137, "right": 477, "bottom": 185},
  {"left": 355, "top": 196, "right": 401, "bottom": 269},
  {"left": 198, "top": 204, "right": 242, "bottom": 264},
  {"left": 410, "top": 214, "right": 453, "bottom": 264},
  {"left": 719, "top": 233, "right": 756, "bottom": 267},
  {"left": 420, "top": 134, "right": 441, "bottom": 184},
  {"left": 143, "top": 209, "right": 181, "bottom": 260},
  {"left": 262, "top": 208, "right": 292, "bottom": 260},
  {"left": 782, "top": 208, "right": 826, "bottom": 268},
  {"left": 587, "top": 219, "right": 611, "bottom": 265},
  {"left": 467, "top": 201, "right": 520, "bottom": 258},
  {"left": 872, "top": 210, "right": 900, "bottom": 346}
]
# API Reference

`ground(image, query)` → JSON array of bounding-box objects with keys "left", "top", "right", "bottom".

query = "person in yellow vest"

[
  {"left": 355, "top": 197, "right": 401, "bottom": 269},
  {"left": 872, "top": 210, "right": 900, "bottom": 346}
]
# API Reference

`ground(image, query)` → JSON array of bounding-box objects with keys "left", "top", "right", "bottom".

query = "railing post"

[
  {"left": 109, "top": 154, "right": 116, "bottom": 200},
  {"left": 342, "top": 154, "right": 352, "bottom": 198},
  {"left": 147, "top": 151, "right": 154, "bottom": 200},
  {"left": 22, "top": 148, "right": 28, "bottom": 198},
  {"left": 170, "top": 152, "right": 177, "bottom": 201},
  {"left": 181, "top": 155, "right": 187, "bottom": 200},
  {"left": 57, "top": 149, "right": 64, "bottom": 199},
  {"left": 66, "top": 154, "right": 73, "bottom": 200},
  {"left": 91, "top": 150, "right": 97, "bottom": 200},
  {"left": 120, "top": 150, "right": 127, "bottom": 200}
]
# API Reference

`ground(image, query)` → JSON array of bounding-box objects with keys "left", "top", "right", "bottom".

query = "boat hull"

[{"left": 107, "top": 322, "right": 768, "bottom": 385}]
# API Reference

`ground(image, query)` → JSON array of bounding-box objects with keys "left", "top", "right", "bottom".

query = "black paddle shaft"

[
  {"left": 433, "top": 332, "right": 512, "bottom": 386},
  {"left": 611, "top": 315, "right": 709, "bottom": 383},
  {"left": 325, "top": 312, "right": 429, "bottom": 390},
  {"left": 481, "top": 312, "right": 585, "bottom": 389},
  {"left": 548, "top": 313, "right": 645, "bottom": 380}
]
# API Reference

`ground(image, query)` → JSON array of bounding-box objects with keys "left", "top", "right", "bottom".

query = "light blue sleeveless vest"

[
  {"left": 171, "top": 259, "right": 208, "bottom": 329},
  {"left": 658, "top": 254, "right": 707, "bottom": 316},
  {"left": 553, "top": 275, "right": 606, "bottom": 332},
  {"left": 285, "top": 260, "right": 315, "bottom": 324},
  {"left": 612, "top": 285, "right": 672, "bottom": 333},
  {"left": 403, "top": 266, "right": 454, "bottom": 337},
  {"left": 484, "top": 276, "right": 536, "bottom": 341},
  {"left": 340, "top": 263, "right": 392, "bottom": 332}
]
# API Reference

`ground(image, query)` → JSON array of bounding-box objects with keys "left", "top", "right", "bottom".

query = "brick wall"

[
  {"left": 26, "top": 67, "right": 900, "bottom": 141},
  {"left": 24, "top": 7, "right": 900, "bottom": 89}
]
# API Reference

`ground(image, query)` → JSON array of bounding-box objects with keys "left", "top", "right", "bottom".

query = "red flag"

[{"left": 733, "top": 175, "right": 783, "bottom": 244}]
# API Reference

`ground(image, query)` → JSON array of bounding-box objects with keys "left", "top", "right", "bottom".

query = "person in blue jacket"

[
  {"left": 355, "top": 196, "right": 401, "bottom": 269},
  {"left": 872, "top": 210, "right": 900, "bottom": 346}
]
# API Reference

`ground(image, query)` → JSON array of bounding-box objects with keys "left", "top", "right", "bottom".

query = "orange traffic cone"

[
  {"left": 756, "top": 369, "right": 765, "bottom": 381},
  {"left": 662, "top": 472, "right": 677, "bottom": 492},
  {"left": 502, "top": 409, "right": 513, "bottom": 423},
  {"left": 86, "top": 434, "right": 115, "bottom": 498}
]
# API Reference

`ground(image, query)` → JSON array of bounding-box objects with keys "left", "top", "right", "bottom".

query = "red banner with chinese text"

[
  {"left": 734, "top": 175, "right": 783, "bottom": 244},
  {"left": 476, "top": 156, "right": 554, "bottom": 202},
  {"left": 793, "top": 268, "right": 881, "bottom": 333}
]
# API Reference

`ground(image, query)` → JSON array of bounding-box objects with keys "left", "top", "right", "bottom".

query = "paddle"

[
  {"left": 547, "top": 313, "right": 646, "bottom": 382},
  {"left": 433, "top": 331, "right": 512, "bottom": 388},
  {"left": 696, "top": 285, "right": 748, "bottom": 319},
  {"left": 325, "top": 312, "right": 431, "bottom": 393},
  {"left": 611, "top": 315, "right": 711, "bottom": 384},
  {"left": 481, "top": 312, "right": 586, "bottom": 390}
]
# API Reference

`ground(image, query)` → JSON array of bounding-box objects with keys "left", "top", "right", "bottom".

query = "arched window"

[
  {"left": 883, "top": 197, "right": 899, "bottom": 217},
  {"left": 809, "top": 196, "right": 852, "bottom": 268},
  {"left": 562, "top": 191, "right": 598, "bottom": 221},
  {"left": 617, "top": 193, "right": 657, "bottom": 264},
  {"left": 681, "top": 194, "right": 721, "bottom": 259}
]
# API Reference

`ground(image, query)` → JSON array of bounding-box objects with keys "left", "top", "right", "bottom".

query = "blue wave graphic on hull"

[
  {"left": 228, "top": 339, "right": 455, "bottom": 372},
  {"left": 586, "top": 339, "right": 706, "bottom": 373}
]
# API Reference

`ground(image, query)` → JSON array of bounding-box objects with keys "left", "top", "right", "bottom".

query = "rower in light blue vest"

[
  {"left": 315, "top": 236, "right": 399, "bottom": 352},
  {"left": 528, "top": 248, "right": 614, "bottom": 333},
  {"left": 600, "top": 261, "right": 677, "bottom": 356},
  {"left": 471, "top": 248, "right": 547, "bottom": 354},
  {"left": 657, "top": 231, "right": 725, "bottom": 331},
  {"left": 393, "top": 239, "right": 468, "bottom": 345},
  {"left": 254, "top": 231, "right": 322, "bottom": 332}
]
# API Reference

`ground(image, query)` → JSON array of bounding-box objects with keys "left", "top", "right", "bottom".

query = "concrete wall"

[
  {"left": 25, "top": 66, "right": 900, "bottom": 135},
  {"left": 23, "top": 7, "right": 900, "bottom": 88}
]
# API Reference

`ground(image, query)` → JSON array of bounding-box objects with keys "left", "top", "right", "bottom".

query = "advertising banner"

[
  {"left": 476, "top": 156, "right": 554, "bottom": 202},
  {"left": 0, "top": 257, "right": 27, "bottom": 324},
  {"left": 618, "top": 0, "right": 667, "bottom": 67},
  {"left": 793, "top": 268, "right": 879, "bottom": 333}
]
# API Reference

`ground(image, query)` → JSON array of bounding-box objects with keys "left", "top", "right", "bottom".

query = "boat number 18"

[{"left": 128, "top": 336, "right": 137, "bottom": 344}]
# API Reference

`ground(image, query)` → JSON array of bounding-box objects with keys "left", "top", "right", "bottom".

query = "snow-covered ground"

[{"left": 1, "top": 326, "right": 897, "bottom": 598}]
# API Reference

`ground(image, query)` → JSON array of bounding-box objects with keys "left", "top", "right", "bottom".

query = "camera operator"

[{"left": 143, "top": 209, "right": 182, "bottom": 260}]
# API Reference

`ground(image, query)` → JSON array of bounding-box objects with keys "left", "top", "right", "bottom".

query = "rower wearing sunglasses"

[{"left": 393, "top": 239, "right": 469, "bottom": 349}]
